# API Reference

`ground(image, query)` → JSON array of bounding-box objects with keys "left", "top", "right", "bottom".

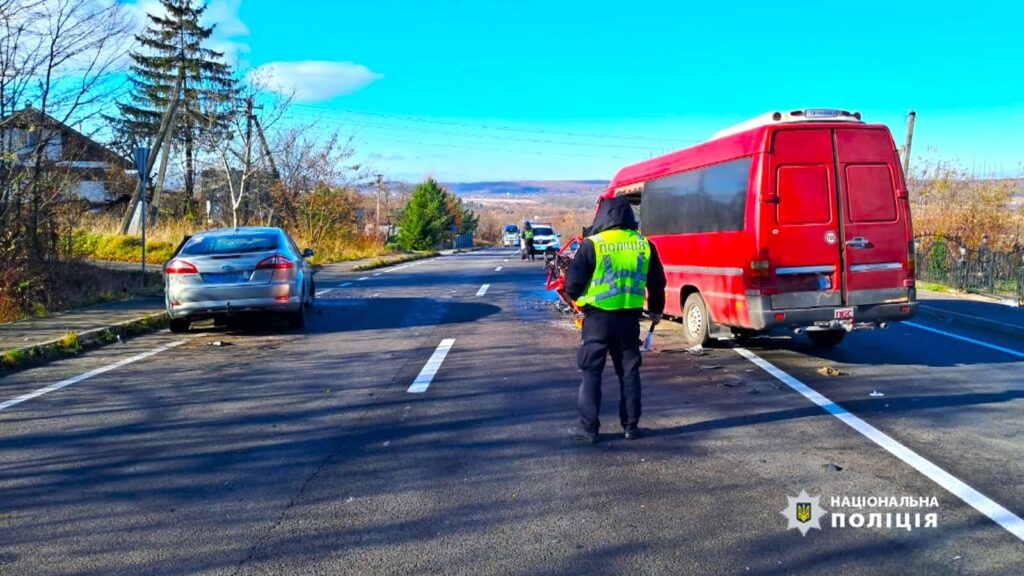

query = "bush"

[{"left": 928, "top": 237, "right": 949, "bottom": 275}]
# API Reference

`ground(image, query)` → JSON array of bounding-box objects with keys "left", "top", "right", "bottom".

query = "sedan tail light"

[
  {"left": 165, "top": 259, "right": 198, "bottom": 274},
  {"left": 256, "top": 255, "right": 295, "bottom": 270}
]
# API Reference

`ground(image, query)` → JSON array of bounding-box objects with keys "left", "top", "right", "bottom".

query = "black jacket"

[{"left": 565, "top": 196, "right": 667, "bottom": 314}]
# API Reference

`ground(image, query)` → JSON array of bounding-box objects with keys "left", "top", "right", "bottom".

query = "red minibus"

[{"left": 604, "top": 109, "right": 917, "bottom": 347}]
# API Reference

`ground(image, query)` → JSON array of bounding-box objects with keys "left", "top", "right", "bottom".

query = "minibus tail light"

[
  {"left": 907, "top": 241, "right": 916, "bottom": 278},
  {"left": 750, "top": 259, "right": 771, "bottom": 279}
]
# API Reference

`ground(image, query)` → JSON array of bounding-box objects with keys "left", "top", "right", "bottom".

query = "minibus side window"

[{"left": 640, "top": 157, "right": 752, "bottom": 235}]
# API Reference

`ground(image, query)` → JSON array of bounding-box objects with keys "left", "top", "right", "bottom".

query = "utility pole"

[
  {"left": 902, "top": 110, "right": 916, "bottom": 179},
  {"left": 237, "top": 95, "right": 255, "bottom": 226},
  {"left": 253, "top": 115, "right": 279, "bottom": 179},
  {"left": 120, "top": 71, "right": 183, "bottom": 234},
  {"left": 375, "top": 173, "right": 383, "bottom": 240}
]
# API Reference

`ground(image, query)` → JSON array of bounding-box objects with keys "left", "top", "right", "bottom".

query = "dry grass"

[{"left": 73, "top": 214, "right": 388, "bottom": 265}]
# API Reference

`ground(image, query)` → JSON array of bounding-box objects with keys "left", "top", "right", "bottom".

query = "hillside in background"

[{"left": 443, "top": 180, "right": 609, "bottom": 197}]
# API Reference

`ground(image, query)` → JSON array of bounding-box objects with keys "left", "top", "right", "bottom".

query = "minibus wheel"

[
  {"left": 681, "top": 293, "right": 711, "bottom": 347},
  {"left": 807, "top": 329, "right": 846, "bottom": 348}
]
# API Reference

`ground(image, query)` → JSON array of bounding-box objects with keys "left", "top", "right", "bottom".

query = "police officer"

[
  {"left": 521, "top": 222, "right": 536, "bottom": 262},
  {"left": 564, "top": 196, "right": 666, "bottom": 443}
]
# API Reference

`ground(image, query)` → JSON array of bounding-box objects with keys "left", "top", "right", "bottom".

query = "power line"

[
  {"left": 290, "top": 103, "right": 699, "bottom": 144},
  {"left": 346, "top": 133, "right": 639, "bottom": 161},
  {"left": 283, "top": 108, "right": 674, "bottom": 152}
]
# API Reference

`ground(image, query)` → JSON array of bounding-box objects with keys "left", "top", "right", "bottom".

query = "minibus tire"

[
  {"left": 807, "top": 329, "right": 846, "bottom": 348},
  {"left": 681, "top": 293, "right": 712, "bottom": 347}
]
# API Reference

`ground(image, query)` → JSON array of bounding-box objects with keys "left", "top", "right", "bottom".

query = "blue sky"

[{"left": 144, "top": 0, "right": 1024, "bottom": 182}]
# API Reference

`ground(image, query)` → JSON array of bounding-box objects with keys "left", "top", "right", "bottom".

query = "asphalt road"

[{"left": 1, "top": 248, "right": 1023, "bottom": 575}]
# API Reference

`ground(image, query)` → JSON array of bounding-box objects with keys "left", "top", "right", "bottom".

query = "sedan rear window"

[{"left": 180, "top": 233, "right": 279, "bottom": 256}]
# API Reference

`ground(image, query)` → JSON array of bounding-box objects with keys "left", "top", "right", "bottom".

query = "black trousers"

[{"left": 577, "top": 309, "right": 643, "bottom": 433}]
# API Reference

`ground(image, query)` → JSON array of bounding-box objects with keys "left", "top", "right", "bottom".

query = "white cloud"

[
  {"left": 124, "top": 0, "right": 250, "bottom": 64},
  {"left": 251, "top": 61, "right": 383, "bottom": 102}
]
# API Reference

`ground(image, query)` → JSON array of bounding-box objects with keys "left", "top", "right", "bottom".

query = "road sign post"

[{"left": 133, "top": 147, "right": 151, "bottom": 277}]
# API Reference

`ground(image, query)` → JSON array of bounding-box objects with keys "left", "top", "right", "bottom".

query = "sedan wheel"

[{"left": 169, "top": 318, "right": 190, "bottom": 334}]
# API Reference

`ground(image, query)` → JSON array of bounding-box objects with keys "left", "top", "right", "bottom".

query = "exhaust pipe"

[
  {"left": 793, "top": 327, "right": 805, "bottom": 335},
  {"left": 879, "top": 322, "right": 889, "bottom": 330}
]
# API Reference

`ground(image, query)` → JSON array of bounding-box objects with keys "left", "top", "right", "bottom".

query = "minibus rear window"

[{"left": 846, "top": 165, "right": 897, "bottom": 222}]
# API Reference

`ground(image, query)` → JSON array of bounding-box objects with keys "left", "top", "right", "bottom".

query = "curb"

[
  {"left": 1, "top": 311, "right": 169, "bottom": 373},
  {"left": 352, "top": 252, "right": 441, "bottom": 272},
  {"left": 917, "top": 304, "right": 1024, "bottom": 342}
]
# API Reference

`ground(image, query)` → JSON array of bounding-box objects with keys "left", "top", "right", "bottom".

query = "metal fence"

[
  {"left": 914, "top": 236, "right": 1024, "bottom": 301},
  {"left": 441, "top": 232, "right": 474, "bottom": 250}
]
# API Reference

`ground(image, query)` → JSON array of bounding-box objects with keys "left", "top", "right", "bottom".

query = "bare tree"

[{"left": 0, "top": 0, "right": 132, "bottom": 258}]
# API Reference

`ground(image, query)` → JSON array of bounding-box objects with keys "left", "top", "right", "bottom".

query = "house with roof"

[{"left": 0, "top": 105, "right": 130, "bottom": 204}]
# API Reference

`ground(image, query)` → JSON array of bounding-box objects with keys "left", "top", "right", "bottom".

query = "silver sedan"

[{"left": 164, "top": 227, "right": 316, "bottom": 333}]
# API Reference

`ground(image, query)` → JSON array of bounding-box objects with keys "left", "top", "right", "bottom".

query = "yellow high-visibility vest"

[{"left": 575, "top": 229, "right": 651, "bottom": 310}]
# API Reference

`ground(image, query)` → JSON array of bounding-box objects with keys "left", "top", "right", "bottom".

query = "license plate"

[
  {"left": 204, "top": 272, "right": 247, "bottom": 284},
  {"left": 834, "top": 307, "right": 854, "bottom": 320}
]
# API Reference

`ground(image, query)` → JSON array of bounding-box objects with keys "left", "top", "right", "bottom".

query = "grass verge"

[
  {"left": 917, "top": 281, "right": 957, "bottom": 294},
  {"left": 353, "top": 252, "right": 439, "bottom": 271},
  {"left": 0, "top": 313, "right": 168, "bottom": 373}
]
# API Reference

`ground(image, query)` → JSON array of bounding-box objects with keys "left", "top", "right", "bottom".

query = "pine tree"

[
  {"left": 398, "top": 179, "right": 453, "bottom": 251},
  {"left": 113, "top": 0, "right": 236, "bottom": 213}
]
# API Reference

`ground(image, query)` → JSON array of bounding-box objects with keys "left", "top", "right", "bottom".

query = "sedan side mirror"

[{"left": 302, "top": 248, "right": 315, "bottom": 258}]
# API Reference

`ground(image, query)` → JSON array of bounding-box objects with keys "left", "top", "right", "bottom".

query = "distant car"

[
  {"left": 529, "top": 224, "right": 562, "bottom": 254},
  {"left": 502, "top": 224, "right": 520, "bottom": 247},
  {"left": 163, "top": 227, "right": 316, "bottom": 333}
]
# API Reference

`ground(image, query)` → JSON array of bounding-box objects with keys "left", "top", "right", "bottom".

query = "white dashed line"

[
  {"left": 0, "top": 340, "right": 188, "bottom": 412},
  {"left": 906, "top": 321, "right": 1024, "bottom": 360},
  {"left": 339, "top": 282, "right": 352, "bottom": 287},
  {"left": 476, "top": 284, "right": 490, "bottom": 297},
  {"left": 315, "top": 289, "right": 330, "bottom": 297},
  {"left": 357, "top": 277, "right": 370, "bottom": 281},
  {"left": 373, "top": 272, "right": 382, "bottom": 276},
  {"left": 407, "top": 339, "right": 455, "bottom": 394},
  {"left": 734, "top": 346, "right": 1024, "bottom": 543},
  {"left": 494, "top": 266, "right": 502, "bottom": 272}
]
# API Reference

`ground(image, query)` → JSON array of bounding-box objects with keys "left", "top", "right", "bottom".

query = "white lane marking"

[
  {"left": 0, "top": 340, "right": 188, "bottom": 412},
  {"left": 373, "top": 272, "right": 382, "bottom": 276},
  {"left": 734, "top": 346, "right": 1024, "bottom": 542},
  {"left": 476, "top": 284, "right": 490, "bottom": 297},
  {"left": 357, "top": 276, "right": 370, "bottom": 281},
  {"left": 339, "top": 282, "right": 352, "bottom": 287},
  {"left": 494, "top": 266, "right": 503, "bottom": 272},
  {"left": 906, "top": 321, "right": 1024, "bottom": 360},
  {"left": 385, "top": 258, "right": 435, "bottom": 273},
  {"left": 504, "top": 259, "right": 509, "bottom": 262},
  {"left": 315, "top": 289, "right": 331, "bottom": 297},
  {"left": 407, "top": 339, "right": 455, "bottom": 394}
]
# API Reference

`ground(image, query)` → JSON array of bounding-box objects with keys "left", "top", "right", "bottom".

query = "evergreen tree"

[
  {"left": 112, "top": 0, "right": 236, "bottom": 213},
  {"left": 398, "top": 179, "right": 452, "bottom": 251}
]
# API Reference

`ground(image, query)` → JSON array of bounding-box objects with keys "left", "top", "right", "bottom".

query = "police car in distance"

[{"left": 528, "top": 224, "right": 562, "bottom": 253}]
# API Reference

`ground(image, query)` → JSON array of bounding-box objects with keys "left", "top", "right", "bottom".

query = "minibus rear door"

[
  {"left": 768, "top": 128, "right": 844, "bottom": 309},
  {"left": 834, "top": 128, "right": 910, "bottom": 307}
]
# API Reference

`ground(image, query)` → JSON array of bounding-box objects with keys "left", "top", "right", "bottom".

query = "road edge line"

[
  {"left": 0, "top": 340, "right": 188, "bottom": 412},
  {"left": 733, "top": 345, "right": 1024, "bottom": 542}
]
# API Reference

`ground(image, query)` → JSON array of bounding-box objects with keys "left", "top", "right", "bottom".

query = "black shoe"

[
  {"left": 569, "top": 427, "right": 598, "bottom": 444},
  {"left": 623, "top": 427, "right": 643, "bottom": 440}
]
